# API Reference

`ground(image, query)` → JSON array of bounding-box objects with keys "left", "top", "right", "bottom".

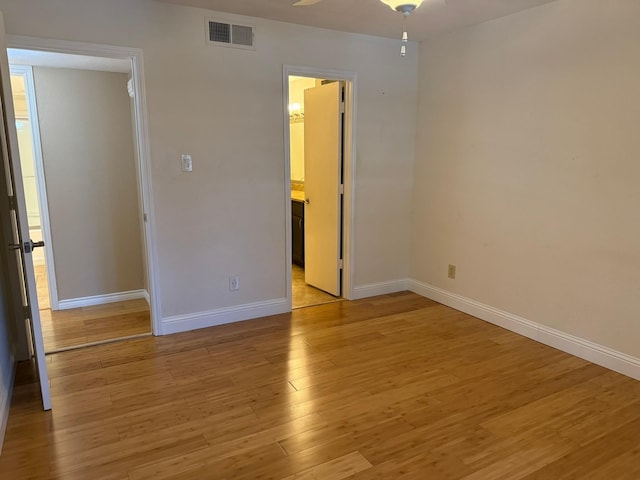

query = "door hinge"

[
  {"left": 143, "top": 213, "right": 148, "bottom": 222},
  {"left": 340, "top": 101, "right": 345, "bottom": 114},
  {"left": 8, "top": 195, "right": 16, "bottom": 211},
  {"left": 23, "top": 305, "right": 31, "bottom": 320},
  {"left": 338, "top": 259, "right": 343, "bottom": 269},
  {"left": 339, "top": 184, "right": 344, "bottom": 195}
]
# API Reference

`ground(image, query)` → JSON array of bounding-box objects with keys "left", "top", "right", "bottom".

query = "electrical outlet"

[
  {"left": 448, "top": 264, "right": 456, "bottom": 279},
  {"left": 229, "top": 276, "right": 240, "bottom": 291}
]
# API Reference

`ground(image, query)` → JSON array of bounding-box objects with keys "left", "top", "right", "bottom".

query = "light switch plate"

[{"left": 181, "top": 154, "right": 193, "bottom": 172}]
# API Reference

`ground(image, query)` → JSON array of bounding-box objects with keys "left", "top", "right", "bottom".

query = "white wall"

[
  {"left": 289, "top": 121, "right": 304, "bottom": 182},
  {"left": 11, "top": 75, "right": 43, "bottom": 268},
  {"left": 11, "top": 76, "right": 40, "bottom": 229},
  {"left": 0, "top": 0, "right": 418, "bottom": 322},
  {"left": 411, "top": 0, "right": 640, "bottom": 358},
  {"left": 33, "top": 67, "right": 144, "bottom": 300},
  {"left": 288, "top": 76, "right": 316, "bottom": 182},
  {"left": 15, "top": 118, "right": 40, "bottom": 228}
]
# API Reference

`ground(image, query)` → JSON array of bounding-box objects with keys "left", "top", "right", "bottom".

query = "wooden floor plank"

[
  {"left": 40, "top": 294, "right": 151, "bottom": 353},
  {"left": 1, "top": 291, "right": 639, "bottom": 479}
]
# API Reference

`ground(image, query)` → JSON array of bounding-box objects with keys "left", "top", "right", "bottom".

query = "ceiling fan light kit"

[
  {"left": 293, "top": 0, "right": 426, "bottom": 57},
  {"left": 380, "top": 0, "right": 425, "bottom": 15},
  {"left": 380, "top": 0, "right": 424, "bottom": 56}
]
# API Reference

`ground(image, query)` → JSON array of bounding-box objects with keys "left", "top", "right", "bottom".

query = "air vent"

[
  {"left": 206, "top": 18, "right": 255, "bottom": 50},
  {"left": 232, "top": 25, "right": 253, "bottom": 47},
  {"left": 209, "top": 21, "right": 231, "bottom": 44}
]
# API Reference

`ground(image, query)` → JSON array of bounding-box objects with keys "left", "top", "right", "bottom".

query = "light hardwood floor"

[
  {"left": 40, "top": 299, "right": 151, "bottom": 353},
  {"left": 34, "top": 264, "right": 151, "bottom": 352},
  {"left": 292, "top": 264, "right": 341, "bottom": 309},
  {"left": 35, "top": 263, "right": 50, "bottom": 310},
  {"left": 1, "top": 292, "right": 639, "bottom": 479}
]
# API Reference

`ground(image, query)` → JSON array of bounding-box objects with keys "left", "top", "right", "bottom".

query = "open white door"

[
  {"left": 303, "top": 81, "right": 343, "bottom": 297},
  {"left": 0, "top": 12, "right": 51, "bottom": 410}
]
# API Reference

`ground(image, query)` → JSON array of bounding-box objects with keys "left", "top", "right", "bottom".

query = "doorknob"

[{"left": 8, "top": 240, "right": 45, "bottom": 253}]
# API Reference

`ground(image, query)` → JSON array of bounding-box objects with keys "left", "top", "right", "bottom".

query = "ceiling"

[
  {"left": 158, "top": 0, "right": 558, "bottom": 41},
  {"left": 7, "top": 49, "right": 131, "bottom": 73}
]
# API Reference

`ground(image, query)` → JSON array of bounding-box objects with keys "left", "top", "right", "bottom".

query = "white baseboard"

[
  {"left": 352, "top": 279, "right": 409, "bottom": 300},
  {"left": 142, "top": 290, "right": 150, "bottom": 305},
  {"left": 161, "top": 298, "right": 289, "bottom": 335},
  {"left": 0, "top": 354, "right": 16, "bottom": 455},
  {"left": 408, "top": 279, "right": 640, "bottom": 382},
  {"left": 409, "top": 280, "right": 539, "bottom": 339},
  {"left": 57, "top": 289, "right": 147, "bottom": 310}
]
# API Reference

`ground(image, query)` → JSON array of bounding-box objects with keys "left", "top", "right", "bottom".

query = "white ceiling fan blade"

[{"left": 292, "top": 0, "right": 323, "bottom": 6}]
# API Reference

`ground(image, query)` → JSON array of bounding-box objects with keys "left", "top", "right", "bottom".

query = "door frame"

[
  {"left": 6, "top": 35, "right": 162, "bottom": 335},
  {"left": 9, "top": 64, "right": 60, "bottom": 310},
  {"left": 282, "top": 65, "right": 358, "bottom": 306}
]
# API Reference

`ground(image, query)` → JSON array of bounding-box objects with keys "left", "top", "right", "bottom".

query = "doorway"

[
  {"left": 285, "top": 67, "right": 357, "bottom": 309},
  {"left": 8, "top": 51, "right": 151, "bottom": 352}
]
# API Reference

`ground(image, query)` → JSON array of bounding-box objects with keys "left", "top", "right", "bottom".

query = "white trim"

[
  {"left": 57, "top": 289, "right": 147, "bottom": 310},
  {"left": 283, "top": 65, "right": 358, "bottom": 308},
  {"left": 282, "top": 69, "right": 293, "bottom": 312},
  {"left": 0, "top": 354, "right": 15, "bottom": 454},
  {"left": 352, "top": 279, "right": 409, "bottom": 300},
  {"left": 342, "top": 78, "right": 357, "bottom": 301},
  {"left": 142, "top": 290, "right": 150, "bottom": 305},
  {"left": 7, "top": 35, "right": 143, "bottom": 63},
  {"left": 9, "top": 64, "right": 60, "bottom": 311},
  {"left": 408, "top": 279, "right": 640, "bottom": 382},
  {"left": 409, "top": 280, "right": 538, "bottom": 339},
  {"left": 130, "top": 47, "right": 162, "bottom": 338},
  {"left": 7, "top": 36, "right": 162, "bottom": 336},
  {"left": 162, "top": 298, "right": 289, "bottom": 335}
]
